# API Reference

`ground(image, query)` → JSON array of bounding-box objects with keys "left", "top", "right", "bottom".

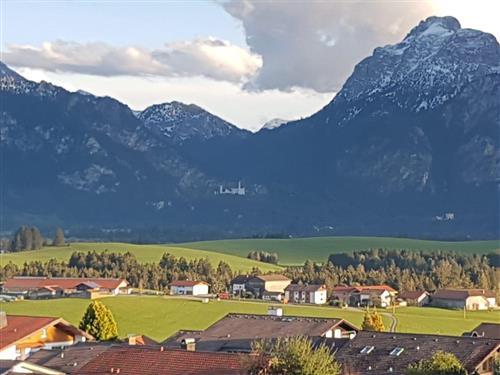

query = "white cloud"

[
  {"left": 3, "top": 38, "right": 261, "bottom": 83},
  {"left": 220, "top": 0, "right": 438, "bottom": 92}
]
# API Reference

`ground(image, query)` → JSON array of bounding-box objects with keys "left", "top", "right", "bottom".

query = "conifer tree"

[
  {"left": 79, "top": 300, "right": 118, "bottom": 341},
  {"left": 53, "top": 227, "right": 65, "bottom": 246}
]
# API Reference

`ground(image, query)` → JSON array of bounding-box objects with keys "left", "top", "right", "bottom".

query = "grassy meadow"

[
  {"left": 0, "top": 242, "right": 282, "bottom": 273},
  {"left": 1, "top": 296, "right": 497, "bottom": 341},
  {"left": 175, "top": 236, "right": 500, "bottom": 264}
]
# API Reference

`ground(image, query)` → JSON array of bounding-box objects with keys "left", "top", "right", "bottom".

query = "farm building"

[
  {"left": 431, "top": 289, "right": 497, "bottom": 310},
  {"left": 1, "top": 277, "right": 130, "bottom": 299},
  {"left": 284, "top": 284, "right": 328, "bottom": 304},
  {"left": 0, "top": 312, "right": 92, "bottom": 360},
  {"left": 332, "top": 285, "right": 397, "bottom": 308},
  {"left": 245, "top": 274, "right": 291, "bottom": 298},
  {"left": 398, "top": 290, "right": 430, "bottom": 306},
  {"left": 229, "top": 275, "right": 251, "bottom": 295},
  {"left": 169, "top": 281, "right": 209, "bottom": 296}
]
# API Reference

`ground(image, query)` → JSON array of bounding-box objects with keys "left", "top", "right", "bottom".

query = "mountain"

[
  {"left": 1, "top": 16, "right": 499, "bottom": 240},
  {"left": 137, "top": 102, "right": 248, "bottom": 144},
  {"left": 261, "top": 118, "right": 289, "bottom": 130}
]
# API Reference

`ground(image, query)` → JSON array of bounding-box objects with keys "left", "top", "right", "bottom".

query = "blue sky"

[{"left": 1, "top": 0, "right": 499, "bottom": 130}]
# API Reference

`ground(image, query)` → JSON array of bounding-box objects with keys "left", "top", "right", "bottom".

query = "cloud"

[
  {"left": 220, "top": 0, "right": 436, "bottom": 92},
  {"left": 3, "top": 38, "right": 262, "bottom": 83}
]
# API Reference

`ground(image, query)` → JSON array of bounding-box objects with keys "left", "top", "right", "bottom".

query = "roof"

[
  {"left": 0, "top": 315, "right": 92, "bottom": 351},
  {"left": 285, "top": 284, "right": 326, "bottom": 292},
  {"left": 399, "top": 291, "right": 428, "bottom": 300},
  {"left": 432, "top": 289, "right": 492, "bottom": 301},
  {"left": 467, "top": 323, "right": 500, "bottom": 339},
  {"left": 77, "top": 346, "right": 248, "bottom": 375},
  {"left": 335, "top": 331, "right": 500, "bottom": 375},
  {"left": 252, "top": 274, "right": 291, "bottom": 282},
  {"left": 165, "top": 313, "right": 358, "bottom": 352},
  {"left": 230, "top": 275, "right": 251, "bottom": 284},
  {"left": 3, "top": 277, "right": 127, "bottom": 291},
  {"left": 169, "top": 280, "right": 208, "bottom": 287},
  {"left": 332, "top": 285, "right": 396, "bottom": 293}
]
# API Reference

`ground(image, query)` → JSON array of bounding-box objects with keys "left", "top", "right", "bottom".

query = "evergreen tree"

[
  {"left": 53, "top": 227, "right": 66, "bottom": 246},
  {"left": 407, "top": 351, "right": 467, "bottom": 375},
  {"left": 10, "top": 225, "right": 44, "bottom": 251},
  {"left": 79, "top": 300, "right": 118, "bottom": 341}
]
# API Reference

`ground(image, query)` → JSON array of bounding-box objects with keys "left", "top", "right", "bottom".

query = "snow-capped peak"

[{"left": 261, "top": 118, "right": 289, "bottom": 130}]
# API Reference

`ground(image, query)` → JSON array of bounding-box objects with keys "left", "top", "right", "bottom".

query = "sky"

[{"left": 1, "top": 0, "right": 499, "bottom": 131}]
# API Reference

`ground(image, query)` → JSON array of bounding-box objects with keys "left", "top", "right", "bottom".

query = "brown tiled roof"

[
  {"left": 77, "top": 346, "right": 248, "bottom": 375},
  {"left": 285, "top": 284, "right": 326, "bottom": 292},
  {"left": 399, "top": 291, "right": 428, "bottom": 300},
  {"left": 0, "top": 315, "right": 91, "bottom": 350},
  {"left": 169, "top": 280, "right": 208, "bottom": 287},
  {"left": 332, "top": 285, "right": 396, "bottom": 293},
  {"left": 432, "top": 289, "right": 491, "bottom": 301},
  {"left": 468, "top": 323, "right": 500, "bottom": 339},
  {"left": 165, "top": 313, "right": 358, "bottom": 352},
  {"left": 336, "top": 331, "right": 500, "bottom": 375},
  {"left": 254, "top": 274, "right": 291, "bottom": 282},
  {"left": 3, "top": 277, "right": 127, "bottom": 291}
]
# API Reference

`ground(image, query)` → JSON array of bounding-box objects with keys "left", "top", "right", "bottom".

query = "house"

[
  {"left": 0, "top": 312, "right": 92, "bottom": 360},
  {"left": 332, "top": 285, "right": 397, "bottom": 308},
  {"left": 285, "top": 284, "right": 328, "bottom": 304},
  {"left": 20, "top": 343, "right": 248, "bottom": 375},
  {"left": 398, "top": 290, "right": 430, "bottom": 307},
  {"left": 431, "top": 289, "right": 496, "bottom": 310},
  {"left": 2, "top": 277, "right": 130, "bottom": 299},
  {"left": 230, "top": 275, "right": 251, "bottom": 295},
  {"left": 464, "top": 323, "right": 500, "bottom": 339},
  {"left": 335, "top": 331, "right": 500, "bottom": 375},
  {"left": 262, "top": 290, "right": 284, "bottom": 301},
  {"left": 165, "top": 309, "right": 358, "bottom": 353},
  {"left": 246, "top": 274, "right": 291, "bottom": 298},
  {"left": 169, "top": 281, "right": 209, "bottom": 296}
]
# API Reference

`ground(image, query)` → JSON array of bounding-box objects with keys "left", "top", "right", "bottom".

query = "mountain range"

[{"left": 1, "top": 16, "right": 498, "bottom": 241}]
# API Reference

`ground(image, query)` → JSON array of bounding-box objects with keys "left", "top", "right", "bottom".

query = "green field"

[
  {"left": 0, "top": 243, "right": 281, "bottom": 273},
  {"left": 175, "top": 236, "right": 500, "bottom": 264},
  {"left": 1, "top": 296, "right": 497, "bottom": 341}
]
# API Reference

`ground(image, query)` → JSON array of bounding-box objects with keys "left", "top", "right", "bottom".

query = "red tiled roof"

[
  {"left": 78, "top": 347, "right": 248, "bottom": 375},
  {"left": 3, "top": 277, "right": 127, "bottom": 291},
  {"left": 0, "top": 315, "right": 92, "bottom": 350},
  {"left": 169, "top": 280, "right": 208, "bottom": 287}
]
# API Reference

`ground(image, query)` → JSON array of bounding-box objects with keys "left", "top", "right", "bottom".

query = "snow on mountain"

[
  {"left": 333, "top": 16, "right": 500, "bottom": 120},
  {"left": 138, "top": 101, "right": 247, "bottom": 143},
  {"left": 261, "top": 118, "right": 289, "bottom": 130}
]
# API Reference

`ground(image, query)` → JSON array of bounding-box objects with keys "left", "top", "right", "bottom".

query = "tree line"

[
  {"left": 247, "top": 251, "right": 279, "bottom": 264},
  {"left": 2, "top": 226, "right": 66, "bottom": 252},
  {"left": 285, "top": 249, "right": 498, "bottom": 295}
]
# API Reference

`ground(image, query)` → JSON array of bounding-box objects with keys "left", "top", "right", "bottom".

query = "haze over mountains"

[{"left": 1, "top": 16, "right": 499, "bottom": 240}]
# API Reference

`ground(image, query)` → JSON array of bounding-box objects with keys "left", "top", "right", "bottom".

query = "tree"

[
  {"left": 10, "top": 225, "right": 44, "bottom": 251},
  {"left": 247, "top": 336, "right": 341, "bottom": 375},
  {"left": 406, "top": 351, "right": 467, "bottom": 375},
  {"left": 361, "top": 309, "right": 385, "bottom": 332},
  {"left": 79, "top": 300, "right": 118, "bottom": 340},
  {"left": 53, "top": 227, "right": 65, "bottom": 246}
]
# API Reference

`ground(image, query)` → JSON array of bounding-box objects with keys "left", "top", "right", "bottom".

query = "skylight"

[
  {"left": 390, "top": 347, "right": 405, "bottom": 356},
  {"left": 360, "top": 346, "right": 375, "bottom": 354}
]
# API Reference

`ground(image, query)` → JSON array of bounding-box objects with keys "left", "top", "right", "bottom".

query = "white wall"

[
  {"left": 0, "top": 345, "right": 18, "bottom": 360},
  {"left": 192, "top": 284, "right": 209, "bottom": 296}
]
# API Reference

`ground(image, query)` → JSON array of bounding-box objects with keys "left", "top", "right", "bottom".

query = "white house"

[
  {"left": 284, "top": 284, "right": 328, "bottom": 305},
  {"left": 230, "top": 275, "right": 251, "bottom": 294},
  {"left": 169, "top": 281, "right": 209, "bottom": 296}
]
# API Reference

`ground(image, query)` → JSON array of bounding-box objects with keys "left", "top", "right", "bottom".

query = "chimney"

[
  {"left": 181, "top": 338, "right": 196, "bottom": 352},
  {"left": 0, "top": 311, "right": 7, "bottom": 329}
]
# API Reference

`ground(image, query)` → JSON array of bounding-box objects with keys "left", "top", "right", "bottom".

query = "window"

[
  {"left": 360, "top": 346, "right": 375, "bottom": 354},
  {"left": 390, "top": 347, "right": 404, "bottom": 356},
  {"left": 41, "top": 328, "right": 47, "bottom": 339}
]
